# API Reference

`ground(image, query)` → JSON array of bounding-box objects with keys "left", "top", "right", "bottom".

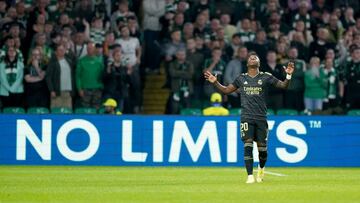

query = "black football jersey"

[{"left": 232, "top": 72, "right": 280, "bottom": 121}]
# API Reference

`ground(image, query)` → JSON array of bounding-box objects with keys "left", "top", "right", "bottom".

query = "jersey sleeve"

[
  {"left": 265, "top": 72, "right": 281, "bottom": 87},
  {"left": 231, "top": 76, "right": 242, "bottom": 88}
]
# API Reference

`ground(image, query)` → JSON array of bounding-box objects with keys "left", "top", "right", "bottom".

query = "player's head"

[{"left": 247, "top": 52, "right": 260, "bottom": 69}]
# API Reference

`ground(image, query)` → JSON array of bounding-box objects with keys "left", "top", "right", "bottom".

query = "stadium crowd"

[{"left": 0, "top": 0, "right": 359, "bottom": 114}]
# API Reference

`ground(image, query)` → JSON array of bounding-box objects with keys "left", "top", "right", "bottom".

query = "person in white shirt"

[{"left": 116, "top": 26, "right": 142, "bottom": 113}]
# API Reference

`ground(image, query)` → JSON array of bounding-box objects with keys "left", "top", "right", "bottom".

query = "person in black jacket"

[
  {"left": 103, "top": 48, "right": 132, "bottom": 113},
  {"left": 24, "top": 47, "right": 48, "bottom": 108},
  {"left": 46, "top": 44, "right": 76, "bottom": 109}
]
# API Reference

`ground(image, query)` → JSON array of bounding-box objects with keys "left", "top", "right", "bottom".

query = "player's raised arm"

[
  {"left": 275, "top": 62, "right": 294, "bottom": 89},
  {"left": 204, "top": 71, "right": 238, "bottom": 94}
]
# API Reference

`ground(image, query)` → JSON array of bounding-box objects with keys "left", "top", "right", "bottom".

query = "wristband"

[{"left": 286, "top": 74, "right": 292, "bottom": 80}]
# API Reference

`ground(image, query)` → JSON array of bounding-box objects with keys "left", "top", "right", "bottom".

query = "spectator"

[
  {"left": 326, "top": 14, "right": 344, "bottom": 44},
  {"left": 291, "top": 0, "right": 312, "bottom": 30},
  {"left": 233, "top": 0, "right": 256, "bottom": 23},
  {"left": 322, "top": 58, "right": 339, "bottom": 110},
  {"left": 263, "top": 50, "right": 285, "bottom": 111},
  {"left": 73, "top": 0, "right": 94, "bottom": 23},
  {"left": 110, "top": 0, "right": 135, "bottom": 32},
  {"left": 76, "top": 42, "right": 104, "bottom": 109},
  {"left": 24, "top": 48, "right": 48, "bottom": 108},
  {"left": 46, "top": 44, "right": 76, "bottom": 109},
  {"left": 163, "top": 29, "right": 186, "bottom": 86},
  {"left": 246, "top": 29, "right": 270, "bottom": 63},
  {"left": 195, "top": 34, "right": 211, "bottom": 58},
  {"left": 102, "top": 98, "right": 122, "bottom": 115},
  {"left": 0, "top": 0, "right": 6, "bottom": 19},
  {"left": 220, "top": 13, "right": 237, "bottom": 42},
  {"left": 103, "top": 49, "right": 131, "bottom": 113},
  {"left": 225, "top": 33, "right": 242, "bottom": 59},
  {"left": 202, "top": 92, "right": 229, "bottom": 116},
  {"left": 127, "top": 16, "right": 141, "bottom": 40},
  {"left": 304, "top": 57, "right": 327, "bottom": 111},
  {"left": 186, "top": 38, "right": 205, "bottom": 100},
  {"left": 0, "top": 46, "right": 24, "bottom": 108},
  {"left": 142, "top": 0, "right": 165, "bottom": 74},
  {"left": 275, "top": 41, "right": 288, "bottom": 65},
  {"left": 287, "top": 0, "right": 312, "bottom": 12},
  {"left": 0, "top": 36, "right": 24, "bottom": 63},
  {"left": 224, "top": 47, "right": 245, "bottom": 108},
  {"left": 210, "top": 18, "right": 221, "bottom": 37},
  {"left": 31, "top": 33, "right": 52, "bottom": 65},
  {"left": 48, "top": 0, "right": 70, "bottom": 23},
  {"left": 116, "top": 25, "right": 142, "bottom": 113},
  {"left": 342, "top": 45, "right": 360, "bottom": 109},
  {"left": 203, "top": 47, "right": 226, "bottom": 97},
  {"left": 73, "top": 32, "right": 88, "bottom": 59},
  {"left": 236, "top": 18, "right": 255, "bottom": 43},
  {"left": 289, "top": 31, "right": 309, "bottom": 61},
  {"left": 173, "top": 12, "right": 185, "bottom": 31},
  {"left": 103, "top": 31, "right": 117, "bottom": 62},
  {"left": 175, "top": 0, "right": 191, "bottom": 22},
  {"left": 159, "top": 7, "right": 176, "bottom": 41},
  {"left": 193, "top": 13, "right": 211, "bottom": 38},
  {"left": 89, "top": 17, "right": 106, "bottom": 45},
  {"left": 183, "top": 22, "right": 195, "bottom": 41},
  {"left": 341, "top": 7, "right": 356, "bottom": 30},
  {"left": 283, "top": 47, "right": 306, "bottom": 111},
  {"left": 288, "top": 20, "right": 313, "bottom": 46},
  {"left": 168, "top": 48, "right": 194, "bottom": 114},
  {"left": 192, "top": 0, "right": 215, "bottom": 20},
  {"left": 309, "top": 27, "right": 335, "bottom": 61}
]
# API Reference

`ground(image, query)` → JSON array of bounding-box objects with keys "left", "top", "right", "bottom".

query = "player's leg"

[
  {"left": 255, "top": 120, "right": 269, "bottom": 182},
  {"left": 241, "top": 121, "right": 255, "bottom": 183}
]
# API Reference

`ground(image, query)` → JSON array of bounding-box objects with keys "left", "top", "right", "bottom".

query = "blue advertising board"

[{"left": 0, "top": 115, "right": 359, "bottom": 167}]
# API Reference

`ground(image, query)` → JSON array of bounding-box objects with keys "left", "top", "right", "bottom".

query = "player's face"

[{"left": 247, "top": 55, "right": 260, "bottom": 68}]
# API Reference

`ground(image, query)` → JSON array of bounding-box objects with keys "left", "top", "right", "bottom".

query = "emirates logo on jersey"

[{"left": 258, "top": 80, "right": 263, "bottom": 85}]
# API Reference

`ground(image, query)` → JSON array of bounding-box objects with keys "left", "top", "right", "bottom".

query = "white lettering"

[
  {"left": 227, "top": 121, "right": 237, "bottom": 163},
  {"left": 153, "top": 121, "right": 163, "bottom": 162},
  {"left": 16, "top": 119, "right": 51, "bottom": 160},
  {"left": 57, "top": 119, "right": 100, "bottom": 161},
  {"left": 276, "top": 120, "right": 307, "bottom": 163},
  {"left": 169, "top": 121, "right": 221, "bottom": 163},
  {"left": 122, "top": 120, "right": 148, "bottom": 162}
]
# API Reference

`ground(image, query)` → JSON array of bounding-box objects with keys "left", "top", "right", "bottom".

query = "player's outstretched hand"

[
  {"left": 204, "top": 71, "right": 217, "bottom": 83},
  {"left": 284, "top": 62, "right": 295, "bottom": 75}
]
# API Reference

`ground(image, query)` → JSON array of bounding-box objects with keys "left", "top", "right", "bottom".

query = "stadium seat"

[
  {"left": 2, "top": 107, "right": 26, "bottom": 114},
  {"left": 229, "top": 108, "right": 241, "bottom": 115},
  {"left": 74, "top": 108, "right": 97, "bottom": 114},
  {"left": 347, "top": 109, "right": 360, "bottom": 116},
  {"left": 51, "top": 107, "right": 73, "bottom": 114},
  {"left": 180, "top": 108, "right": 202, "bottom": 116},
  {"left": 276, "top": 109, "right": 298, "bottom": 115},
  {"left": 27, "top": 107, "right": 49, "bottom": 114},
  {"left": 267, "top": 109, "right": 275, "bottom": 116}
]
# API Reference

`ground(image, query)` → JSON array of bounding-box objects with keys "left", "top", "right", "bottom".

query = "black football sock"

[
  {"left": 258, "top": 146, "right": 268, "bottom": 168},
  {"left": 244, "top": 142, "right": 254, "bottom": 175}
]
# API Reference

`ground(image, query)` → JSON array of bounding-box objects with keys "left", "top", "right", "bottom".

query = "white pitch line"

[{"left": 254, "top": 169, "right": 288, "bottom": 177}]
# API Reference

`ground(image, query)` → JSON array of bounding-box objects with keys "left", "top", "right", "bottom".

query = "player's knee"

[{"left": 244, "top": 142, "right": 253, "bottom": 160}]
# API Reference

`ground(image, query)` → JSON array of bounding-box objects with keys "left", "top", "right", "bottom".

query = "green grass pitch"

[{"left": 0, "top": 166, "right": 359, "bottom": 202}]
